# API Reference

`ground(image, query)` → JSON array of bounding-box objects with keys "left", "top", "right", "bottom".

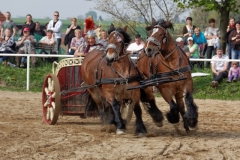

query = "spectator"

[
  {"left": 47, "top": 11, "right": 62, "bottom": 60},
  {"left": 0, "top": 28, "right": 15, "bottom": 66},
  {"left": 74, "top": 30, "right": 103, "bottom": 57},
  {"left": 182, "top": 17, "right": 196, "bottom": 45},
  {"left": 39, "top": 29, "right": 58, "bottom": 53},
  {"left": 187, "top": 37, "right": 199, "bottom": 68},
  {"left": 82, "top": 16, "right": 99, "bottom": 38},
  {"left": 21, "top": 14, "right": 36, "bottom": 36},
  {"left": 0, "top": 12, "right": 16, "bottom": 38},
  {"left": 226, "top": 17, "right": 235, "bottom": 64},
  {"left": 193, "top": 28, "right": 207, "bottom": 68},
  {"left": 34, "top": 22, "right": 46, "bottom": 36},
  {"left": 229, "top": 21, "right": 240, "bottom": 60},
  {"left": 176, "top": 37, "right": 190, "bottom": 54},
  {"left": 98, "top": 30, "right": 108, "bottom": 49},
  {"left": 126, "top": 34, "right": 145, "bottom": 57},
  {"left": 65, "top": 18, "right": 81, "bottom": 51},
  {"left": 16, "top": 27, "right": 37, "bottom": 68},
  {"left": 204, "top": 18, "right": 221, "bottom": 68},
  {"left": 227, "top": 61, "right": 240, "bottom": 83},
  {"left": 69, "top": 29, "right": 84, "bottom": 55},
  {"left": 210, "top": 47, "right": 229, "bottom": 88},
  {"left": 44, "top": 23, "right": 49, "bottom": 35}
]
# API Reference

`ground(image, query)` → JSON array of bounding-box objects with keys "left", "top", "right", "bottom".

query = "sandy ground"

[{"left": 1, "top": 91, "right": 240, "bottom": 160}]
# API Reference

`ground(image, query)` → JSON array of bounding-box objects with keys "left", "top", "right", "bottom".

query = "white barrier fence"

[{"left": 0, "top": 53, "right": 239, "bottom": 91}]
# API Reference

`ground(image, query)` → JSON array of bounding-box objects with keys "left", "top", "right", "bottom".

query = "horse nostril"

[{"left": 147, "top": 48, "right": 152, "bottom": 53}]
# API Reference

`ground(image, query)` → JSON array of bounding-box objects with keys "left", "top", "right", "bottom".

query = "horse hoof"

[
  {"left": 189, "top": 125, "right": 198, "bottom": 131},
  {"left": 136, "top": 133, "right": 146, "bottom": 137},
  {"left": 154, "top": 121, "right": 163, "bottom": 127},
  {"left": 116, "top": 129, "right": 125, "bottom": 135}
]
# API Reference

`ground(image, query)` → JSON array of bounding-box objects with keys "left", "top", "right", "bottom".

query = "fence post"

[{"left": 27, "top": 55, "right": 30, "bottom": 91}]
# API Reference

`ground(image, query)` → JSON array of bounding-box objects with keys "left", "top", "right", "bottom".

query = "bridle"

[{"left": 105, "top": 30, "right": 128, "bottom": 61}]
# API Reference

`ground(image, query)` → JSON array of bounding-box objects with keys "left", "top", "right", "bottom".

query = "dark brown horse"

[
  {"left": 81, "top": 25, "right": 147, "bottom": 135},
  {"left": 137, "top": 19, "right": 198, "bottom": 132}
]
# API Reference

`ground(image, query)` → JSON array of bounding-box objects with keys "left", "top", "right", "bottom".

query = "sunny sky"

[{"left": 0, "top": 0, "right": 107, "bottom": 19}]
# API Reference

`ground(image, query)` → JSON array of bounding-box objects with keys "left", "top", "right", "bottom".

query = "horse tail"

[{"left": 184, "top": 92, "right": 198, "bottom": 128}]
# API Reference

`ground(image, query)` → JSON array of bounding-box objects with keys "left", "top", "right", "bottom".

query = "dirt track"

[{"left": 1, "top": 91, "right": 240, "bottom": 160}]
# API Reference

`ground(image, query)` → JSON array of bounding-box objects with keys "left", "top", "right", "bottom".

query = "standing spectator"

[
  {"left": 176, "top": 37, "right": 190, "bottom": 54},
  {"left": 0, "top": 28, "right": 15, "bottom": 66},
  {"left": 227, "top": 61, "right": 240, "bottom": 83},
  {"left": 69, "top": 29, "right": 84, "bottom": 55},
  {"left": 204, "top": 18, "right": 221, "bottom": 68},
  {"left": 0, "top": 12, "right": 16, "bottom": 38},
  {"left": 182, "top": 17, "right": 196, "bottom": 45},
  {"left": 34, "top": 22, "right": 46, "bottom": 37},
  {"left": 16, "top": 27, "right": 37, "bottom": 68},
  {"left": 210, "top": 47, "right": 229, "bottom": 88},
  {"left": 98, "top": 30, "right": 108, "bottom": 49},
  {"left": 126, "top": 34, "right": 145, "bottom": 57},
  {"left": 229, "top": 21, "right": 240, "bottom": 60},
  {"left": 193, "top": 28, "right": 207, "bottom": 68},
  {"left": 64, "top": 18, "right": 81, "bottom": 51},
  {"left": 21, "top": 14, "right": 36, "bottom": 36},
  {"left": 47, "top": 11, "right": 62, "bottom": 61},
  {"left": 226, "top": 17, "right": 235, "bottom": 63}
]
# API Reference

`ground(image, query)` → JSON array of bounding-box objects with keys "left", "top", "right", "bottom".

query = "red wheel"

[{"left": 42, "top": 74, "right": 61, "bottom": 125}]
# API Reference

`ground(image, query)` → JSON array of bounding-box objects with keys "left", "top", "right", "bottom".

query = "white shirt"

[
  {"left": 204, "top": 27, "right": 220, "bottom": 46},
  {"left": 39, "top": 36, "right": 58, "bottom": 53},
  {"left": 127, "top": 42, "right": 144, "bottom": 53},
  {"left": 211, "top": 54, "right": 229, "bottom": 71},
  {"left": 47, "top": 20, "right": 63, "bottom": 39}
]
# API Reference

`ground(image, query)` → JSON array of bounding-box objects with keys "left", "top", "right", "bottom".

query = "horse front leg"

[
  {"left": 140, "top": 88, "right": 164, "bottom": 127},
  {"left": 133, "top": 102, "right": 147, "bottom": 136},
  {"left": 111, "top": 99, "right": 126, "bottom": 135},
  {"left": 184, "top": 92, "right": 198, "bottom": 130}
]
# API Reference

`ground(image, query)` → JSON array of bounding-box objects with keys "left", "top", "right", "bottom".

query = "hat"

[
  {"left": 135, "top": 34, "right": 141, "bottom": 38},
  {"left": 86, "top": 30, "right": 96, "bottom": 38},
  {"left": 23, "top": 28, "right": 29, "bottom": 32},
  {"left": 176, "top": 37, "right": 183, "bottom": 42},
  {"left": 187, "top": 37, "right": 193, "bottom": 41}
]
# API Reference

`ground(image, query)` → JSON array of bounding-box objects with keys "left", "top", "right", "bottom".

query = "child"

[{"left": 227, "top": 62, "right": 240, "bottom": 83}]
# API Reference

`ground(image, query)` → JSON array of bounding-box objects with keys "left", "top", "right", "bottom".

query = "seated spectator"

[
  {"left": 16, "top": 27, "right": 37, "bottom": 68},
  {"left": 227, "top": 61, "right": 240, "bottom": 83},
  {"left": 182, "top": 17, "right": 196, "bottom": 45},
  {"left": 69, "top": 29, "right": 84, "bottom": 55},
  {"left": 39, "top": 29, "right": 58, "bottom": 54},
  {"left": 98, "top": 30, "right": 108, "bottom": 49},
  {"left": 74, "top": 30, "right": 103, "bottom": 57},
  {"left": 176, "top": 37, "right": 190, "bottom": 54},
  {"left": 187, "top": 37, "right": 198, "bottom": 58},
  {"left": 211, "top": 47, "right": 229, "bottom": 88},
  {"left": 0, "top": 28, "right": 15, "bottom": 66},
  {"left": 126, "top": 34, "right": 145, "bottom": 57},
  {"left": 34, "top": 22, "right": 46, "bottom": 37}
]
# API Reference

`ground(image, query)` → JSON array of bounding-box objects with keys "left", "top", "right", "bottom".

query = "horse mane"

[
  {"left": 146, "top": 19, "right": 174, "bottom": 31},
  {"left": 108, "top": 27, "right": 132, "bottom": 44}
]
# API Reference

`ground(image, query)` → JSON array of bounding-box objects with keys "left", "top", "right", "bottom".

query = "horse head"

[
  {"left": 145, "top": 18, "right": 174, "bottom": 58},
  {"left": 106, "top": 24, "right": 131, "bottom": 65}
]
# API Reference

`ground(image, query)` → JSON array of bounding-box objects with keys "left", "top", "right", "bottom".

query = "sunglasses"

[
  {"left": 54, "top": 15, "right": 59, "bottom": 17},
  {"left": 233, "top": 64, "right": 238, "bottom": 65}
]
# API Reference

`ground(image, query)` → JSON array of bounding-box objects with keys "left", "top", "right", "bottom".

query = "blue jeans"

[
  {"left": 0, "top": 50, "right": 14, "bottom": 61},
  {"left": 206, "top": 46, "right": 215, "bottom": 68},
  {"left": 227, "top": 44, "right": 232, "bottom": 69},
  {"left": 231, "top": 49, "right": 240, "bottom": 60}
]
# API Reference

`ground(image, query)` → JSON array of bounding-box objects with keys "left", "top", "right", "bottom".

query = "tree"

[
  {"left": 85, "top": 11, "right": 97, "bottom": 21},
  {"left": 94, "top": 0, "right": 185, "bottom": 38},
  {"left": 174, "top": 0, "right": 240, "bottom": 52}
]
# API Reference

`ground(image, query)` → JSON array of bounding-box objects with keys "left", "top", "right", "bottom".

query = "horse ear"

[
  {"left": 123, "top": 26, "right": 128, "bottom": 32},
  {"left": 152, "top": 18, "right": 156, "bottom": 25},
  {"left": 110, "top": 23, "right": 114, "bottom": 30},
  {"left": 146, "top": 26, "right": 153, "bottom": 31}
]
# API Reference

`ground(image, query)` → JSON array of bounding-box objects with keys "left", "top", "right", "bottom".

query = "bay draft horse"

[
  {"left": 81, "top": 24, "right": 147, "bottom": 135},
  {"left": 138, "top": 19, "right": 198, "bottom": 132}
]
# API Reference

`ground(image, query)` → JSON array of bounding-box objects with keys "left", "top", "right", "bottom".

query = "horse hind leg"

[
  {"left": 184, "top": 92, "right": 198, "bottom": 130},
  {"left": 140, "top": 88, "right": 164, "bottom": 127},
  {"left": 166, "top": 100, "right": 180, "bottom": 124},
  {"left": 134, "top": 103, "right": 147, "bottom": 136}
]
